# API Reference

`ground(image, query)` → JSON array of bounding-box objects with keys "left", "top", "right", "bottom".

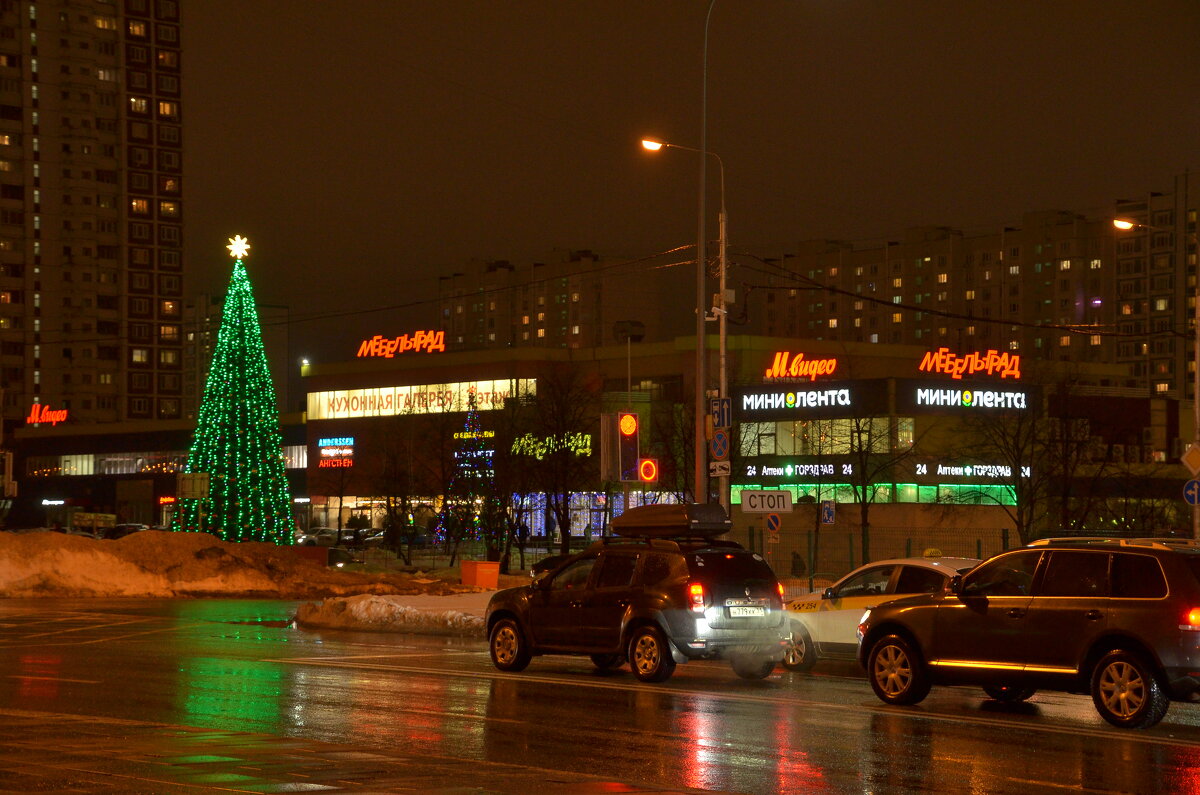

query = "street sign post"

[
  {"left": 1186, "top": 480, "right": 1200, "bottom": 506},
  {"left": 765, "top": 512, "right": 781, "bottom": 544},
  {"left": 1184, "top": 445, "right": 1200, "bottom": 477},
  {"left": 709, "top": 428, "right": 730, "bottom": 462},
  {"left": 742, "top": 489, "right": 793, "bottom": 513},
  {"left": 708, "top": 460, "right": 731, "bottom": 477},
  {"left": 710, "top": 397, "right": 731, "bottom": 430}
]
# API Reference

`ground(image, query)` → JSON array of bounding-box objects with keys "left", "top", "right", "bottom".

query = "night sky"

[{"left": 182, "top": 1, "right": 1200, "bottom": 363}]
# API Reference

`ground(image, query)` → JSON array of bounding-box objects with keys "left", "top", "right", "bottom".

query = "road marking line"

[{"left": 9, "top": 674, "right": 100, "bottom": 684}]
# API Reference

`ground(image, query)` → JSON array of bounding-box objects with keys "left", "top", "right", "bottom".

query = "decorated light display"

[
  {"left": 171, "top": 236, "right": 296, "bottom": 544},
  {"left": 435, "top": 389, "right": 494, "bottom": 542}
]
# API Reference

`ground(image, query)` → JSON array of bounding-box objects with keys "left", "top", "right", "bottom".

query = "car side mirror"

[
  {"left": 949, "top": 575, "right": 963, "bottom": 595},
  {"left": 821, "top": 587, "right": 835, "bottom": 600}
]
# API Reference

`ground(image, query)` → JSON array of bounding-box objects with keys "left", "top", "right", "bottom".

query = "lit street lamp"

[
  {"left": 1113, "top": 217, "right": 1200, "bottom": 539},
  {"left": 642, "top": 138, "right": 730, "bottom": 510}
]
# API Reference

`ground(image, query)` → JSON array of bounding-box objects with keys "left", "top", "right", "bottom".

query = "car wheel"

[
  {"left": 982, "top": 684, "right": 1036, "bottom": 703},
  {"left": 731, "top": 655, "right": 776, "bottom": 680},
  {"left": 1090, "top": 649, "right": 1170, "bottom": 729},
  {"left": 489, "top": 618, "right": 531, "bottom": 673},
  {"left": 867, "top": 634, "right": 931, "bottom": 705},
  {"left": 627, "top": 626, "right": 676, "bottom": 683},
  {"left": 781, "top": 622, "right": 817, "bottom": 672},
  {"left": 590, "top": 653, "right": 624, "bottom": 671}
]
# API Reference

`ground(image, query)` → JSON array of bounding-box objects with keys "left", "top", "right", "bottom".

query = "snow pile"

[
  {"left": 0, "top": 529, "right": 489, "bottom": 600},
  {"left": 295, "top": 592, "right": 488, "bottom": 636}
]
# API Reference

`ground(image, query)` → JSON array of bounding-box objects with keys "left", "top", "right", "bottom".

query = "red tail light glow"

[
  {"left": 777, "top": 582, "right": 785, "bottom": 599},
  {"left": 689, "top": 582, "right": 706, "bottom": 614},
  {"left": 1186, "top": 608, "right": 1200, "bottom": 627}
]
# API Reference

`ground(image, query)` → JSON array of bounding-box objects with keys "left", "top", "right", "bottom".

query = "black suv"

[
  {"left": 857, "top": 537, "right": 1200, "bottom": 728},
  {"left": 485, "top": 504, "right": 788, "bottom": 682}
]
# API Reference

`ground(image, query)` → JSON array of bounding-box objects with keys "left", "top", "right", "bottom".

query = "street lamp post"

[
  {"left": 1114, "top": 218, "right": 1200, "bottom": 539},
  {"left": 642, "top": 139, "right": 729, "bottom": 509}
]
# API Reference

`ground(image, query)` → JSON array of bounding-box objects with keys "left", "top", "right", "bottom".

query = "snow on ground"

[{"left": 0, "top": 529, "right": 510, "bottom": 636}]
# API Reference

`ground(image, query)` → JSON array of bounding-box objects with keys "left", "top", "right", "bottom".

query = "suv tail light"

[
  {"left": 1184, "top": 608, "right": 1200, "bottom": 630},
  {"left": 689, "top": 582, "right": 706, "bottom": 614},
  {"left": 777, "top": 582, "right": 785, "bottom": 600}
]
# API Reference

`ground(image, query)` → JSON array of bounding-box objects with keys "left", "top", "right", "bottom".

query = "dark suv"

[
  {"left": 857, "top": 537, "right": 1200, "bottom": 728},
  {"left": 485, "top": 504, "right": 788, "bottom": 682}
]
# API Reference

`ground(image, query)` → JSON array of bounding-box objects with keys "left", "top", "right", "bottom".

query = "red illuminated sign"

[
  {"left": 764, "top": 351, "right": 838, "bottom": 381},
  {"left": 318, "top": 459, "right": 353, "bottom": 468},
  {"left": 918, "top": 348, "right": 1021, "bottom": 380},
  {"left": 158, "top": 496, "right": 176, "bottom": 505},
  {"left": 638, "top": 458, "right": 659, "bottom": 483},
  {"left": 26, "top": 403, "right": 68, "bottom": 426},
  {"left": 356, "top": 330, "right": 446, "bottom": 358}
]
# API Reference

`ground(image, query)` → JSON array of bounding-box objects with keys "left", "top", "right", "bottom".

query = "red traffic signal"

[
  {"left": 618, "top": 412, "right": 639, "bottom": 481},
  {"left": 638, "top": 458, "right": 658, "bottom": 483}
]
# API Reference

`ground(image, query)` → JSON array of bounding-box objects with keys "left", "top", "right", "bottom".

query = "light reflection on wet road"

[{"left": 2, "top": 598, "right": 1200, "bottom": 793}]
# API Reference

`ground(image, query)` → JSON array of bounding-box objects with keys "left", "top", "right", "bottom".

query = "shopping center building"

[{"left": 12, "top": 329, "right": 1187, "bottom": 573}]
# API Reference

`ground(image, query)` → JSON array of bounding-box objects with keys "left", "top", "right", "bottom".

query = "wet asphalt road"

[{"left": 1, "top": 599, "right": 1200, "bottom": 794}]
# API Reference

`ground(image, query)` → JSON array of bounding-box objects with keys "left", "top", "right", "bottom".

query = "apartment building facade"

[{"left": 0, "top": 0, "right": 183, "bottom": 440}]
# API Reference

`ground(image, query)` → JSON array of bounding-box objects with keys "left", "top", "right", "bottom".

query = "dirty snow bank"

[
  {"left": 0, "top": 530, "right": 488, "bottom": 599},
  {"left": 294, "top": 592, "right": 488, "bottom": 636}
]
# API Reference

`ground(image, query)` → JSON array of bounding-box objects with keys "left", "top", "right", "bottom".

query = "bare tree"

[
  {"left": 526, "top": 365, "right": 602, "bottom": 555},
  {"left": 843, "top": 414, "right": 926, "bottom": 564}
]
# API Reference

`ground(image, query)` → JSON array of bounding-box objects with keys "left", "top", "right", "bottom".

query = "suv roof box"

[{"left": 611, "top": 503, "right": 731, "bottom": 538}]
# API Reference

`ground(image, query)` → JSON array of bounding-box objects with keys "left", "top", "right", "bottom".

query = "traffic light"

[
  {"left": 618, "top": 411, "right": 639, "bottom": 482},
  {"left": 638, "top": 458, "right": 659, "bottom": 483}
]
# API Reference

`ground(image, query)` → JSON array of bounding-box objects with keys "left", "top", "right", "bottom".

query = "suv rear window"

[
  {"left": 1112, "top": 553, "right": 1168, "bottom": 599},
  {"left": 688, "top": 551, "right": 775, "bottom": 581}
]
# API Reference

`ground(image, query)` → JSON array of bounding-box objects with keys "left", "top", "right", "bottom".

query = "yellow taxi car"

[{"left": 782, "top": 554, "right": 979, "bottom": 671}]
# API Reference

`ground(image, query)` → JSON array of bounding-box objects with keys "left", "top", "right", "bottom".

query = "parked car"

[
  {"left": 781, "top": 554, "right": 979, "bottom": 671},
  {"left": 104, "top": 523, "right": 149, "bottom": 540},
  {"left": 857, "top": 537, "right": 1200, "bottom": 729},
  {"left": 486, "top": 503, "right": 788, "bottom": 683},
  {"left": 295, "top": 527, "right": 340, "bottom": 547}
]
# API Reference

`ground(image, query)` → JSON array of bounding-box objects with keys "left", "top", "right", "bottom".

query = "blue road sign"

[
  {"left": 1186, "top": 480, "right": 1200, "bottom": 506},
  {"left": 710, "top": 397, "right": 732, "bottom": 430},
  {"left": 821, "top": 500, "right": 835, "bottom": 525},
  {"left": 710, "top": 428, "right": 730, "bottom": 461},
  {"left": 765, "top": 513, "right": 782, "bottom": 535}
]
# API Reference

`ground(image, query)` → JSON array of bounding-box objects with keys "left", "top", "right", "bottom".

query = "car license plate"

[{"left": 729, "top": 606, "right": 765, "bottom": 617}]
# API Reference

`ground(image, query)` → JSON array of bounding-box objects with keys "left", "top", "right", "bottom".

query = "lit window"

[
  {"left": 966, "top": 326, "right": 976, "bottom": 336},
  {"left": 937, "top": 273, "right": 948, "bottom": 283},
  {"left": 157, "top": 100, "right": 178, "bottom": 118},
  {"left": 1009, "top": 265, "right": 1020, "bottom": 275},
  {"left": 965, "top": 290, "right": 976, "bottom": 300},
  {"left": 159, "top": 349, "right": 178, "bottom": 365},
  {"left": 1090, "top": 335, "right": 1101, "bottom": 346},
  {"left": 1008, "top": 340, "right": 1019, "bottom": 350},
  {"left": 828, "top": 318, "right": 838, "bottom": 328},
  {"left": 128, "top": 96, "right": 149, "bottom": 114},
  {"left": 829, "top": 267, "right": 839, "bottom": 277},
  {"left": 892, "top": 277, "right": 902, "bottom": 288},
  {"left": 1155, "top": 298, "right": 1169, "bottom": 311},
  {"left": 127, "top": 20, "right": 147, "bottom": 37},
  {"left": 1090, "top": 259, "right": 1102, "bottom": 269},
  {"left": 571, "top": 325, "right": 580, "bottom": 335},
  {"left": 1059, "top": 259, "right": 1071, "bottom": 271},
  {"left": 159, "top": 324, "right": 180, "bottom": 341},
  {"left": 160, "top": 300, "right": 178, "bottom": 315},
  {"left": 132, "top": 348, "right": 149, "bottom": 363},
  {"left": 853, "top": 318, "right": 861, "bottom": 328},
  {"left": 1059, "top": 336, "right": 1071, "bottom": 347},
  {"left": 537, "top": 328, "right": 545, "bottom": 338},
  {"left": 890, "top": 313, "right": 901, "bottom": 324},
  {"left": 159, "top": 201, "right": 179, "bottom": 217},
  {"left": 1155, "top": 382, "right": 1170, "bottom": 394},
  {"left": 130, "top": 198, "right": 149, "bottom": 215},
  {"left": 537, "top": 312, "right": 545, "bottom": 321}
]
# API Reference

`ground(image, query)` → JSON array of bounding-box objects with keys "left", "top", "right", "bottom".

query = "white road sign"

[{"left": 741, "top": 490, "right": 793, "bottom": 513}]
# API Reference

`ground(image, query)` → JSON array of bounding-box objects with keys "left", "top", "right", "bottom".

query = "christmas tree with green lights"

[{"left": 171, "top": 235, "right": 296, "bottom": 544}]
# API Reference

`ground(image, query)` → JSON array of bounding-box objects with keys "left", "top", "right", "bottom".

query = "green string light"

[{"left": 171, "top": 236, "right": 296, "bottom": 544}]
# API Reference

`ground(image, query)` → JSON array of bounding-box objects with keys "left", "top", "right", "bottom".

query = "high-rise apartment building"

[
  {"left": 0, "top": 0, "right": 183, "bottom": 438},
  {"left": 436, "top": 249, "right": 693, "bottom": 351}
]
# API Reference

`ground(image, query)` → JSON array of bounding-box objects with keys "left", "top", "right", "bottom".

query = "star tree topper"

[{"left": 227, "top": 235, "right": 251, "bottom": 260}]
